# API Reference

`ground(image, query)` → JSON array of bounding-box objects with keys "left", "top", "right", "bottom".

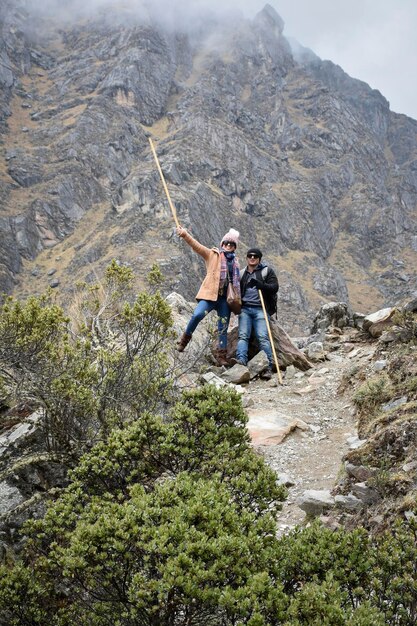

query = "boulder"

[
  {"left": 226, "top": 322, "right": 313, "bottom": 372},
  {"left": 297, "top": 490, "right": 335, "bottom": 516},
  {"left": 311, "top": 302, "right": 352, "bottom": 333},
  {"left": 363, "top": 307, "right": 397, "bottom": 337}
]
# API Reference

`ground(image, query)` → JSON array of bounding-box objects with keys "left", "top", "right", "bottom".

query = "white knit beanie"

[{"left": 221, "top": 228, "right": 240, "bottom": 246}]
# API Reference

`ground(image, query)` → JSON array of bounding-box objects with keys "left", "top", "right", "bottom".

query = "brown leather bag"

[{"left": 226, "top": 282, "right": 241, "bottom": 315}]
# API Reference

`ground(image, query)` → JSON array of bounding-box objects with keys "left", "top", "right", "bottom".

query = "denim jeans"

[
  {"left": 185, "top": 294, "right": 230, "bottom": 349},
  {"left": 236, "top": 306, "right": 273, "bottom": 366}
]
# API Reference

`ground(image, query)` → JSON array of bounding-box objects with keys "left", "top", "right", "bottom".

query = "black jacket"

[{"left": 240, "top": 263, "right": 279, "bottom": 316}]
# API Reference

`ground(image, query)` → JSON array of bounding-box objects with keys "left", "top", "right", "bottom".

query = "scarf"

[{"left": 219, "top": 250, "right": 241, "bottom": 294}]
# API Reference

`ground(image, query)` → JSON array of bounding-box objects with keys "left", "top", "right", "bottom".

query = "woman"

[{"left": 176, "top": 226, "right": 240, "bottom": 366}]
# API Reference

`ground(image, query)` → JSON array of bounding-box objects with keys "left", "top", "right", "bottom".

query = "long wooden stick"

[
  {"left": 148, "top": 136, "right": 180, "bottom": 228},
  {"left": 258, "top": 289, "right": 283, "bottom": 385}
]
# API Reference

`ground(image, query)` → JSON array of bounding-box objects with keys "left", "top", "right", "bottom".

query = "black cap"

[{"left": 246, "top": 247, "right": 263, "bottom": 259}]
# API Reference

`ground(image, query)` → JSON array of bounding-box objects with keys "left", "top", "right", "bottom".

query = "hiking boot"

[
  {"left": 215, "top": 349, "right": 229, "bottom": 367},
  {"left": 229, "top": 357, "right": 247, "bottom": 367},
  {"left": 177, "top": 333, "right": 192, "bottom": 352},
  {"left": 260, "top": 367, "right": 273, "bottom": 380}
]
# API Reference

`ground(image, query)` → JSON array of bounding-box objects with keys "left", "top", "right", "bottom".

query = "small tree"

[{"left": 0, "top": 261, "right": 175, "bottom": 455}]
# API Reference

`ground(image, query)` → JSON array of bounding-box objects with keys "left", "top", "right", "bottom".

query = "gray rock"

[
  {"left": 0, "top": 411, "right": 42, "bottom": 457},
  {"left": 241, "top": 395, "right": 255, "bottom": 408},
  {"left": 277, "top": 473, "right": 296, "bottom": 487},
  {"left": 247, "top": 351, "right": 269, "bottom": 379},
  {"left": 403, "top": 460, "right": 417, "bottom": 473},
  {"left": 381, "top": 396, "right": 408, "bottom": 412},
  {"left": 297, "top": 490, "right": 335, "bottom": 516},
  {"left": 306, "top": 341, "right": 326, "bottom": 361},
  {"left": 311, "top": 302, "right": 352, "bottom": 333},
  {"left": 284, "top": 365, "right": 297, "bottom": 379},
  {"left": 403, "top": 293, "right": 417, "bottom": 312},
  {"left": 346, "top": 435, "right": 367, "bottom": 450},
  {"left": 345, "top": 462, "right": 374, "bottom": 482},
  {"left": 335, "top": 494, "right": 363, "bottom": 511},
  {"left": 199, "top": 372, "right": 228, "bottom": 388},
  {"left": 352, "top": 312, "right": 366, "bottom": 329},
  {"left": 0, "top": 482, "right": 24, "bottom": 516},
  {"left": 221, "top": 364, "right": 250, "bottom": 385},
  {"left": 363, "top": 308, "right": 396, "bottom": 337},
  {"left": 352, "top": 482, "right": 380, "bottom": 505}
]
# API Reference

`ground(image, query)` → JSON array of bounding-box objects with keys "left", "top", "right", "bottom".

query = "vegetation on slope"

[{"left": 1, "top": 266, "right": 417, "bottom": 624}]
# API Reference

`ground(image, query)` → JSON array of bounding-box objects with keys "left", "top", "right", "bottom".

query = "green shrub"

[
  {"left": 0, "top": 262, "right": 176, "bottom": 455},
  {"left": 0, "top": 386, "right": 287, "bottom": 626}
]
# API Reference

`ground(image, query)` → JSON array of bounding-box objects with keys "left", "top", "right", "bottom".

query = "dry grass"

[
  {"left": 14, "top": 198, "right": 117, "bottom": 298},
  {"left": 7, "top": 95, "right": 37, "bottom": 137},
  {"left": 62, "top": 103, "right": 88, "bottom": 127},
  {"left": 142, "top": 117, "right": 172, "bottom": 140},
  {"left": 184, "top": 49, "right": 212, "bottom": 87},
  {"left": 21, "top": 73, "right": 55, "bottom": 99},
  {"left": 328, "top": 234, "right": 385, "bottom": 312},
  {"left": 115, "top": 89, "right": 135, "bottom": 107},
  {"left": 1, "top": 186, "right": 41, "bottom": 217},
  {"left": 0, "top": 160, "right": 16, "bottom": 186}
]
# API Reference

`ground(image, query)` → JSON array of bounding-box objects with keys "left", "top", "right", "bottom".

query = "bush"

[
  {"left": 2, "top": 408, "right": 417, "bottom": 624},
  {"left": 0, "top": 386, "right": 287, "bottom": 626},
  {"left": 0, "top": 261, "right": 175, "bottom": 455}
]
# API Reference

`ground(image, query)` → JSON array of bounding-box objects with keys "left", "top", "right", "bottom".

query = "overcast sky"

[{"left": 248, "top": 0, "right": 417, "bottom": 120}]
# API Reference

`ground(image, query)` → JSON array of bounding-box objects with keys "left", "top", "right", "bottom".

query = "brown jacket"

[{"left": 182, "top": 231, "right": 221, "bottom": 301}]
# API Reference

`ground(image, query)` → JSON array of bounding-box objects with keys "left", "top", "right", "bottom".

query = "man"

[{"left": 234, "top": 248, "right": 278, "bottom": 379}]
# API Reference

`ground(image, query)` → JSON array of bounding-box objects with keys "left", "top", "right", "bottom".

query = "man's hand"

[
  {"left": 247, "top": 277, "right": 262, "bottom": 289},
  {"left": 176, "top": 226, "right": 187, "bottom": 238}
]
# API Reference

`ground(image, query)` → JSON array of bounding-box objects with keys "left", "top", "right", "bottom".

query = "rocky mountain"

[{"left": 1, "top": 0, "right": 417, "bottom": 333}]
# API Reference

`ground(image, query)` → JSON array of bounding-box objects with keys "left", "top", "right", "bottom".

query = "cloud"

[
  {"left": 26, "top": 0, "right": 251, "bottom": 29},
  {"left": 264, "top": 0, "right": 417, "bottom": 118},
  {"left": 23, "top": 0, "right": 417, "bottom": 119}
]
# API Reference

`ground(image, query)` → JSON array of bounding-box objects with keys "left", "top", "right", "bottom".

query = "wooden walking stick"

[
  {"left": 148, "top": 136, "right": 180, "bottom": 228},
  {"left": 258, "top": 289, "right": 283, "bottom": 385}
]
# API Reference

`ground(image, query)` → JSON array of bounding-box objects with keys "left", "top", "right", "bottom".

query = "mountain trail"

[{"left": 244, "top": 345, "right": 374, "bottom": 532}]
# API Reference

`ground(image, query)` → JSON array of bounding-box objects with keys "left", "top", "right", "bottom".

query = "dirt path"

[{"left": 244, "top": 348, "right": 372, "bottom": 532}]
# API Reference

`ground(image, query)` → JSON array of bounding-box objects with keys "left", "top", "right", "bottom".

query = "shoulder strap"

[{"left": 242, "top": 266, "right": 269, "bottom": 281}]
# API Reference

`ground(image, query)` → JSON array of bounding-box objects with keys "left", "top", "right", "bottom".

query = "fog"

[{"left": 23, "top": 0, "right": 417, "bottom": 120}]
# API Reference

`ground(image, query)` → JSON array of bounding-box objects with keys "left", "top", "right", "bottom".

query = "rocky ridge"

[{"left": 0, "top": 1, "right": 417, "bottom": 333}]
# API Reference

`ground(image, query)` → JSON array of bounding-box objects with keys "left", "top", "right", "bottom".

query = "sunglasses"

[
  {"left": 223, "top": 241, "right": 236, "bottom": 247},
  {"left": 247, "top": 254, "right": 259, "bottom": 259}
]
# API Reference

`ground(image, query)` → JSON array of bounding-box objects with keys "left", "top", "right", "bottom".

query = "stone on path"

[
  {"left": 297, "top": 490, "right": 335, "bottom": 516},
  {"left": 246, "top": 408, "right": 309, "bottom": 445},
  {"left": 221, "top": 364, "right": 250, "bottom": 385}
]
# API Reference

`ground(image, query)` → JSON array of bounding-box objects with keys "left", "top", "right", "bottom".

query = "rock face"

[{"left": 1, "top": 2, "right": 417, "bottom": 333}]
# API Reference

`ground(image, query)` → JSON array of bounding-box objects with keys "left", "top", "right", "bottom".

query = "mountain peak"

[{"left": 254, "top": 3, "right": 284, "bottom": 34}]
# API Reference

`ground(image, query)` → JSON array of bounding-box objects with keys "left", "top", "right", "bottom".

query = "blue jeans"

[
  {"left": 236, "top": 306, "right": 273, "bottom": 366},
  {"left": 185, "top": 294, "right": 230, "bottom": 349}
]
